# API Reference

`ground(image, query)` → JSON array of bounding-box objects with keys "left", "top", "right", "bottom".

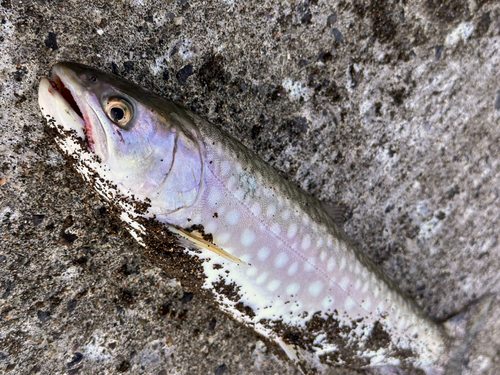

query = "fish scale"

[{"left": 38, "top": 62, "right": 492, "bottom": 374}]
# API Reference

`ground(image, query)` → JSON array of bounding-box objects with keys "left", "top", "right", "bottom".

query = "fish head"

[{"left": 39, "top": 62, "right": 204, "bottom": 218}]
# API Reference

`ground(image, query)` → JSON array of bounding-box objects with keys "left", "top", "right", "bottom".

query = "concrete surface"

[{"left": 1, "top": 0, "right": 499, "bottom": 374}]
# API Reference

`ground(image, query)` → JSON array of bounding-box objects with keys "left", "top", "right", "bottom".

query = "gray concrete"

[{"left": 1, "top": 0, "right": 499, "bottom": 374}]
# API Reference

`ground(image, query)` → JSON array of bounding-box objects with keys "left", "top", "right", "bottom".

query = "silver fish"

[{"left": 38, "top": 62, "right": 491, "bottom": 374}]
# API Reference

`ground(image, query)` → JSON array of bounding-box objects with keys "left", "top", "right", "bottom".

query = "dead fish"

[{"left": 38, "top": 62, "right": 492, "bottom": 374}]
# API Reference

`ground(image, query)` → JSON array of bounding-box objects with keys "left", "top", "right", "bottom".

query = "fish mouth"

[
  {"left": 49, "top": 73, "right": 84, "bottom": 120},
  {"left": 39, "top": 63, "right": 95, "bottom": 150}
]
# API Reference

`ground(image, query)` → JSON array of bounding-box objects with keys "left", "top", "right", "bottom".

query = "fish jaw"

[{"left": 38, "top": 76, "right": 86, "bottom": 141}]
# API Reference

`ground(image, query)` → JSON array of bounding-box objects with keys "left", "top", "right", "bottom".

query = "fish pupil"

[{"left": 110, "top": 107, "right": 124, "bottom": 122}]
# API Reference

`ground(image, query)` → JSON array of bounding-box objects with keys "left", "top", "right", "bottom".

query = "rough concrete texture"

[{"left": 0, "top": 0, "right": 499, "bottom": 374}]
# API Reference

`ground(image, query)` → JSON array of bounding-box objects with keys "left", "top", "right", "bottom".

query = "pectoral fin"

[{"left": 169, "top": 226, "right": 246, "bottom": 265}]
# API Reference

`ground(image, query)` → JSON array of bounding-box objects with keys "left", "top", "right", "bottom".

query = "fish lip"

[{"left": 48, "top": 63, "right": 94, "bottom": 150}]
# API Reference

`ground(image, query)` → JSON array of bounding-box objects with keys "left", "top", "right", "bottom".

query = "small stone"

[{"left": 327, "top": 14, "right": 337, "bottom": 26}]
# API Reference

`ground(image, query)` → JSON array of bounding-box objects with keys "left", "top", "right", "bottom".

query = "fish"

[{"left": 38, "top": 62, "right": 492, "bottom": 374}]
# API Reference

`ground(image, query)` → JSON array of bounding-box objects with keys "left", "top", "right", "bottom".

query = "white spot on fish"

[
  {"left": 216, "top": 232, "right": 231, "bottom": 245},
  {"left": 234, "top": 189, "right": 246, "bottom": 201},
  {"left": 256, "top": 272, "right": 268, "bottom": 285},
  {"left": 322, "top": 296, "right": 334, "bottom": 309},
  {"left": 271, "top": 223, "right": 281, "bottom": 235},
  {"left": 301, "top": 234, "right": 311, "bottom": 250},
  {"left": 302, "top": 215, "right": 310, "bottom": 225},
  {"left": 339, "top": 277, "right": 350, "bottom": 291},
  {"left": 377, "top": 301, "right": 385, "bottom": 313},
  {"left": 316, "top": 237, "right": 324, "bottom": 248},
  {"left": 345, "top": 296, "right": 356, "bottom": 311},
  {"left": 327, "top": 235, "right": 333, "bottom": 247},
  {"left": 288, "top": 262, "right": 299, "bottom": 276},
  {"left": 282, "top": 210, "right": 291, "bottom": 220},
  {"left": 208, "top": 188, "right": 221, "bottom": 207},
  {"left": 362, "top": 298, "right": 371, "bottom": 311},
  {"left": 287, "top": 223, "right": 298, "bottom": 238},
  {"left": 290, "top": 301, "right": 303, "bottom": 312},
  {"left": 304, "top": 257, "right": 316, "bottom": 272},
  {"left": 267, "top": 205, "right": 276, "bottom": 218},
  {"left": 268, "top": 280, "right": 281, "bottom": 292},
  {"left": 274, "top": 252, "right": 289, "bottom": 268},
  {"left": 308, "top": 281, "right": 323, "bottom": 297},
  {"left": 354, "top": 279, "right": 362, "bottom": 291},
  {"left": 354, "top": 262, "right": 361, "bottom": 275},
  {"left": 205, "top": 220, "right": 218, "bottom": 233},
  {"left": 221, "top": 160, "right": 232, "bottom": 176},
  {"left": 225, "top": 210, "right": 240, "bottom": 226},
  {"left": 362, "top": 281, "right": 370, "bottom": 293},
  {"left": 241, "top": 229, "right": 255, "bottom": 246},
  {"left": 251, "top": 202, "right": 261, "bottom": 216},
  {"left": 246, "top": 266, "right": 258, "bottom": 277},
  {"left": 286, "top": 283, "right": 300, "bottom": 295},
  {"left": 258, "top": 247, "right": 270, "bottom": 261},
  {"left": 240, "top": 254, "right": 251, "bottom": 263},
  {"left": 339, "top": 257, "right": 347, "bottom": 270},
  {"left": 327, "top": 258, "right": 336, "bottom": 272},
  {"left": 320, "top": 251, "right": 327, "bottom": 262}
]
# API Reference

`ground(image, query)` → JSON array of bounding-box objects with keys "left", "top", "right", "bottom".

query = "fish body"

[{"left": 38, "top": 63, "right": 488, "bottom": 374}]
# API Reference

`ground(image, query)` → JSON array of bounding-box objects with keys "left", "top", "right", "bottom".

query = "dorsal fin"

[{"left": 168, "top": 226, "right": 246, "bottom": 265}]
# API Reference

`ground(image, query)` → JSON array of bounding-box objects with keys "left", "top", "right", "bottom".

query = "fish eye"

[
  {"left": 88, "top": 75, "right": 98, "bottom": 84},
  {"left": 105, "top": 97, "right": 134, "bottom": 128}
]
